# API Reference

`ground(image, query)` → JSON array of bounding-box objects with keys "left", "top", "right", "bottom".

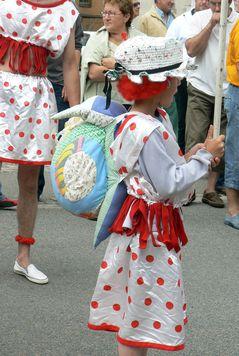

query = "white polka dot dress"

[
  {"left": 89, "top": 110, "right": 213, "bottom": 350},
  {"left": 89, "top": 233, "right": 187, "bottom": 351},
  {"left": 0, "top": 0, "right": 78, "bottom": 165}
]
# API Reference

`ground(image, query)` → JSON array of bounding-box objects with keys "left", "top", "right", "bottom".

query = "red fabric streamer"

[{"left": 109, "top": 195, "right": 188, "bottom": 252}]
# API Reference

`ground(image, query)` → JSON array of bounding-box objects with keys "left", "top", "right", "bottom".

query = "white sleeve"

[
  {"left": 138, "top": 130, "right": 212, "bottom": 198},
  {"left": 166, "top": 16, "right": 186, "bottom": 41}
]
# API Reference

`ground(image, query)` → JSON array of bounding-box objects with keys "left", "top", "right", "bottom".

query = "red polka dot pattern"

[
  {"left": 175, "top": 325, "right": 183, "bottom": 333},
  {"left": 168, "top": 257, "right": 173, "bottom": 265},
  {"left": 146, "top": 255, "right": 154, "bottom": 263},
  {"left": 163, "top": 131, "right": 169, "bottom": 140},
  {"left": 91, "top": 301, "right": 98, "bottom": 309},
  {"left": 137, "top": 277, "right": 144, "bottom": 285},
  {"left": 101, "top": 261, "right": 108, "bottom": 269},
  {"left": 117, "top": 267, "right": 123, "bottom": 274},
  {"left": 137, "top": 189, "right": 144, "bottom": 195},
  {"left": 144, "top": 298, "right": 152, "bottom": 306},
  {"left": 157, "top": 277, "right": 164, "bottom": 286},
  {"left": 166, "top": 301, "right": 174, "bottom": 310},
  {"left": 131, "top": 252, "right": 138, "bottom": 261},
  {"left": 131, "top": 320, "right": 139, "bottom": 328},
  {"left": 113, "top": 304, "right": 120, "bottom": 311},
  {"left": 153, "top": 321, "right": 161, "bottom": 329}
]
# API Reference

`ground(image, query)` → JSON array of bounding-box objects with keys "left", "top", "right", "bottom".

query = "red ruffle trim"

[
  {"left": 117, "top": 335, "right": 185, "bottom": 351},
  {"left": 109, "top": 195, "right": 188, "bottom": 252},
  {"left": 88, "top": 322, "right": 119, "bottom": 332},
  {"left": 0, "top": 157, "right": 51, "bottom": 166},
  {"left": 0, "top": 34, "right": 48, "bottom": 75},
  {"left": 15, "top": 235, "right": 36, "bottom": 245}
]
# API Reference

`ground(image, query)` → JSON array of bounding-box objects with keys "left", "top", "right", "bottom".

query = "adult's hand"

[{"left": 209, "top": 12, "right": 220, "bottom": 28}]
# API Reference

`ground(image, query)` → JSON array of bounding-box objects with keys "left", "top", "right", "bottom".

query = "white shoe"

[{"left": 14, "top": 260, "right": 49, "bottom": 284}]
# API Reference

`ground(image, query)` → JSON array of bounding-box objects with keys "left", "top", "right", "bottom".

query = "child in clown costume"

[{"left": 88, "top": 36, "right": 225, "bottom": 354}]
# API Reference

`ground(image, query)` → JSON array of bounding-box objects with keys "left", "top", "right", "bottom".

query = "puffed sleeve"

[{"left": 138, "top": 129, "right": 212, "bottom": 198}]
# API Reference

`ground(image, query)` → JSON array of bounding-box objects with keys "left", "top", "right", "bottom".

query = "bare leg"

[
  {"left": 205, "top": 171, "right": 219, "bottom": 192},
  {"left": 118, "top": 343, "right": 148, "bottom": 356},
  {"left": 17, "top": 165, "right": 40, "bottom": 268},
  {"left": 226, "top": 188, "right": 239, "bottom": 215}
]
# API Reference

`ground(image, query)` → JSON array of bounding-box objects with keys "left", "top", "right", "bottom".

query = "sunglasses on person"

[{"left": 133, "top": 2, "right": 140, "bottom": 7}]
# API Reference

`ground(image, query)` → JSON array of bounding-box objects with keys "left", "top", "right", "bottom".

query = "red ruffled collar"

[{"left": 21, "top": 0, "right": 67, "bottom": 8}]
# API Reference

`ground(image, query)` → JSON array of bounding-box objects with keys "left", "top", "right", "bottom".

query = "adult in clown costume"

[
  {"left": 0, "top": 0, "right": 80, "bottom": 284},
  {"left": 88, "top": 36, "right": 225, "bottom": 353}
]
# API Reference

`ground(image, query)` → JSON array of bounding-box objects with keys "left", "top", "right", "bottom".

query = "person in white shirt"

[
  {"left": 184, "top": 0, "right": 239, "bottom": 208},
  {"left": 166, "top": 0, "right": 209, "bottom": 156}
]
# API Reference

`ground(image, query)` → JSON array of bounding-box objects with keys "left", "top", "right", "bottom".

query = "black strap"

[{"left": 127, "top": 62, "right": 182, "bottom": 75}]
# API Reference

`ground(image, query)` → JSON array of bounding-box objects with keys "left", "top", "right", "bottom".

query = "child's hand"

[
  {"left": 204, "top": 125, "right": 225, "bottom": 158},
  {"left": 184, "top": 143, "right": 205, "bottom": 161}
]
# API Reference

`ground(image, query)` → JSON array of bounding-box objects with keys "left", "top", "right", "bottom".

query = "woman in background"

[{"left": 81, "top": 0, "right": 142, "bottom": 104}]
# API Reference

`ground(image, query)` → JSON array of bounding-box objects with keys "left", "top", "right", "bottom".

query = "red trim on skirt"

[
  {"left": 0, "top": 157, "right": 51, "bottom": 166},
  {"left": 109, "top": 195, "right": 188, "bottom": 252},
  {"left": 88, "top": 322, "right": 119, "bottom": 332},
  {"left": 117, "top": 335, "right": 185, "bottom": 351}
]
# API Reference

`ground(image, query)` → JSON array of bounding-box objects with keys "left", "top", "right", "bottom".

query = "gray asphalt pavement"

[{"left": 0, "top": 164, "right": 239, "bottom": 356}]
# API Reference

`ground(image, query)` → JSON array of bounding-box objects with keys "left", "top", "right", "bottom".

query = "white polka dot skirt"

[
  {"left": 89, "top": 233, "right": 187, "bottom": 351},
  {"left": 0, "top": 71, "right": 57, "bottom": 165}
]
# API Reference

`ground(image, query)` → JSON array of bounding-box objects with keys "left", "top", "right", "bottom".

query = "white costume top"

[
  {"left": 111, "top": 110, "right": 212, "bottom": 208},
  {"left": 0, "top": 0, "right": 78, "bottom": 59},
  {"left": 0, "top": 0, "right": 78, "bottom": 165}
]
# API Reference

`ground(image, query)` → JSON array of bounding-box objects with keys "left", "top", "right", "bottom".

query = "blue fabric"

[
  {"left": 155, "top": 7, "right": 174, "bottom": 28},
  {"left": 94, "top": 181, "right": 128, "bottom": 248},
  {"left": 92, "top": 96, "right": 127, "bottom": 117},
  {"left": 224, "top": 84, "right": 239, "bottom": 190}
]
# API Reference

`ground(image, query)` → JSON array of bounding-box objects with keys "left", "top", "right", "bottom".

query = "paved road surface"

[{"left": 0, "top": 164, "right": 238, "bottom": 356}]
